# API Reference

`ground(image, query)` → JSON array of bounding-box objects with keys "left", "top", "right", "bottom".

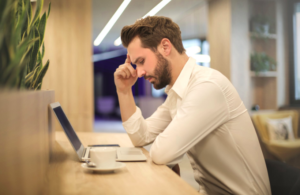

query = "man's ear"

[{"left": 159, "top": 38, "right": 172, "bottom": 56}]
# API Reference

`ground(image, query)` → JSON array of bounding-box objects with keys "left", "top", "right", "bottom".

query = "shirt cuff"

[{"left": 122, "top": 106, "right": 142, "bottom": 134}]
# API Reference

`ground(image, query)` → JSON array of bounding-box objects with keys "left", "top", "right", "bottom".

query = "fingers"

[
  {"left": 115, "top": 64, "right": 137, "bottom": 79},
  {"left": 114, "top": 68, "right": 125, "bottom": 78},
  {"left": 115, "top": 55, "right": 136, "bottom": 79},
  {"left": 124, "top": 54, "right": 136, "bottom": 76},
  {"left": 125, "top": 63, "right": 136, "bottom": 77},
  {"left": 125, "top": 54, "right": 131, "bottom": 64},
  {"left": 122, "top": 67, "right": 131, "bottom": 78}
]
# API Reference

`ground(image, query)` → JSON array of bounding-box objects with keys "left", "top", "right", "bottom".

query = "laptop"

[{"left": 50, "top": 102, "right": 147, "bottom": 162}]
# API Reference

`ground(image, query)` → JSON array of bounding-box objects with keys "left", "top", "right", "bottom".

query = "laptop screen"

[{"left": 53, "top": 106, "right": 82, "bottom": 151}]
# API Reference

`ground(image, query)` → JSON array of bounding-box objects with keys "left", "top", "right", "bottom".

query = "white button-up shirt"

[{"left": 123, "top": 58, "right": 271, "bottom": 195}]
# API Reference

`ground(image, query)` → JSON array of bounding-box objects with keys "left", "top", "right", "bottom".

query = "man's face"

[{"left": 128, "top": 37, "right": 172, "bottom": 89}]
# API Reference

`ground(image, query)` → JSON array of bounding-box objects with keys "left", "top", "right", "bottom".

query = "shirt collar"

[{"left": 165, "top": 57, "right": 196, "bottom": 98}]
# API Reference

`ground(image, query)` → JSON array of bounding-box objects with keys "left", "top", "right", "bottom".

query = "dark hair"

[{"left": 121, "top": 16, "right": 185, "bottom": 54}]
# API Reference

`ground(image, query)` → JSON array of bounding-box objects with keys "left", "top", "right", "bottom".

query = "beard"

[{"left": 144, "top": 52, "right": 172, "bottom": 89}]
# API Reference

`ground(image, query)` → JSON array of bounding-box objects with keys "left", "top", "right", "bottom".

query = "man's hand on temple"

[{"left": 114, "top": 54, "right": 138, "bottom": 94}]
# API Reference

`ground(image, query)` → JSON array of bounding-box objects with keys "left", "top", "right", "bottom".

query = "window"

[{"left": 289, "top": 1, "right": 300, "bottom": 104}]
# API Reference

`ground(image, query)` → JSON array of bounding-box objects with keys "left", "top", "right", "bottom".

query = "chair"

[
  {"left": 252, "top": 110, "right": 300, "bottom": 161},
  {"left": 266, "top": 159, "right": 300, "bottom": 195}
]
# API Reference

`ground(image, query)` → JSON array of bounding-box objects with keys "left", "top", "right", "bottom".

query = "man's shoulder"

[{"left": 190, "top": 65, "right": 229, "bottom": 86}]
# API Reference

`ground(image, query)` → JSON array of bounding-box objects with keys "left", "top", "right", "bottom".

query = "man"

[{"left": 114, "top": 16, "right": 271, "bottom": 195}]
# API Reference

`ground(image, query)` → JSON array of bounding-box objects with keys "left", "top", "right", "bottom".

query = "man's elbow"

[
  {"left": 128, "top": 136, "right": 147, "bottom": 147},
  {"left": 150, "top": 149, "right": 170, "bottom": 165},
  {"left": 131, "top": 140, "right": 145, "bottom": 147}
]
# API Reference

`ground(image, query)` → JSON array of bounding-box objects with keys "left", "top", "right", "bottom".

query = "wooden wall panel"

[
  {"left": 0, "top": 90, "right": 55, "bottom": 195},
  {"left": 230, "top": 0, "right": 251, "bottom": 110},
  {"left": 208, "top": 0, "right": 231, "bottom": 79},
  {"left": 42, "top": 0, "right": 93, "bottom": 132},
  {"left": 251, "top": 78, "right": 277, "bottom": 109},
  {"left": 209, "top": 0, "right": 251, "bottom": 110}
]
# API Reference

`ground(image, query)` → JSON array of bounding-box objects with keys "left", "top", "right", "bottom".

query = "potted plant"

[
  {"left": 251, "top": 52, "right": 276, "bottom": 74},
  {"left": 250, "top": 15, "right": 275, "bottom": 36},
  {"left": 0, "top": 0, "right": 51, "bottom": 90},
  {"left": 0, "top": 1, "right": 55, "bottom": 194}
]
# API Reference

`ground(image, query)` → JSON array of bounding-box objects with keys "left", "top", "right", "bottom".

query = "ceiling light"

[
  {"left": 114, "top": 0, "right": 171, "bottom": 46},
  {"left": 94, "top": 0, "right": 131, "bottom": 46},
  {"left": 143, "top": 0, "right": 171, "bottom": 18},
  {"left": 114, "top": 37, "right": 122, "bottom": 46}
]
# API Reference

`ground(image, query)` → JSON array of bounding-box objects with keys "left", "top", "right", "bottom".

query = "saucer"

[{"left": 81, "top": 162, "right": 126, "bottom": 173}]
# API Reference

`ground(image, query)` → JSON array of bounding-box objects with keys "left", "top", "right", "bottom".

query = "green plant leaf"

[
  {"left": 17, "top": 37, "right": 38, "bottom": 65},
  {"left": 37, "top": 81, "right": 42, "bottom": 90},
  {"left": 32, "top": 0, "right": 43, "bottom": 25},
  {"left": 18, "top": 56, "right": 28, "bottom": 89},
  {"left": 0, "top": 0, "right": 50, "bottom": 89},
  {"left": 0, "top": 45, "right": 10, "bottom": 78},
  {"left": 15, "top": 0, "right": 23, "bottom": 27},
  {"left": 28, "top": 27, "right": 40, "bottom": 72},
  {"left": 0, "top": 0, "right": 8, "bottom": 22},
  {"left": 24, "top": 46, "right": 32, "bottom": 74},
  {"left": 0, "top": 1, "right": 14, "bottom": 75},
  {"left": 34, "top": 17, "right": 40, "bottom": 29},
  {"left": 25, "top": 69, "right": 35, "bottom": 80},
  {"left": 0, "top": 0, "right": 16, "bottom": 50},
  {"left": 33, "top": 59, "right": 49, "bottom": 89},
  {"left": 2, "top": 35, "right": 38, "bottom": 83},
  {"left": 38, "top": 55, "right": 43, "bottom": 72},
  {"left": 38, "top": 12, "right": 46, "bottom": 48},
  {"left": 35, "top": 82, "right": 41, "bottom": 90},
  {"left": 37, "top": 50, "right": 42, "bottom": 67},
  {"left": 25, "top": 64, "right": 39, "bottom": 89},
  {"left": 1, "top": 61, "right": 19, "bottom": 86},
  {"left": 24, "top": 73, "right": 33, "bottom": 88},
  {"left": 4, "top": 56, "right": 29, "bottom": 88},
  {"left": 21, "top": 0, "right": 29, "bottom": 39},
  {"left": 42, "top": 43, "right": 45, "bottom": 58},
  {"left": 47, "top": 2, "right": 51, "bottom": 19},
  {"left": 6, "top": 3, "right": 17, "bottom": 60},
  {"left": 27, "top": 0, "right": 32, "bottom": 26},
  {"left": 13, "top": 0, "right": 28, "bottom": 50},
  {"left": 31, "top": 63, "right": 40, "bottom": 88}
]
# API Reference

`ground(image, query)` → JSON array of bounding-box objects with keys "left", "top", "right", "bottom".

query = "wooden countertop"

[{"left": 42, "top": 131, "right": 200, "bottom": 195}]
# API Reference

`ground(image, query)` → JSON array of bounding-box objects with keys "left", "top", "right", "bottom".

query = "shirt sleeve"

[
  {"left": 150, "top": 81, "right": 230, "bottom": 165},
  {"left": 122, "top": 102, "right": 172, "bottom": 147}
]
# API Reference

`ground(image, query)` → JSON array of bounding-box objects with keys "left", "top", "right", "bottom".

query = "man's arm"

[
  {"left": 114, "top": 55, "right": 172, "bottom": 147},
  {"left": 114, "top": 55, "right": 173, "bottom": 146},
  {"left": 117, "top": 89, "right": 136, "bottom": 122},
  {"left": 114, "top": 54, "right": 138, "bottom": 122}
]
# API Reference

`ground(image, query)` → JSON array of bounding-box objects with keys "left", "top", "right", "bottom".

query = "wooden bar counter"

[{"left": 43, "top": 132, "right": 200, "bottom": 195}]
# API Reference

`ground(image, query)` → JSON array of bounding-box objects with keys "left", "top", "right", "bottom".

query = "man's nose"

[{"left": 136, "top": 68, "right": 146, "bottom": 78}]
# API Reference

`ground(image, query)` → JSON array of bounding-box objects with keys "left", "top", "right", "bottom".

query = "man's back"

[{"left": 186, "top": 62, "right": 270, "bottom": 194}]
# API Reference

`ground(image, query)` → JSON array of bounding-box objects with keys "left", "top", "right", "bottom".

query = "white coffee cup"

[{"left": 90, "top": 147, "right": 117, "bottom": 168}]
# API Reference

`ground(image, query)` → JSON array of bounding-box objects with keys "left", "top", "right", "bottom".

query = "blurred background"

[{"left": 40, "top": 0, "right": 300, "bottom": 133}]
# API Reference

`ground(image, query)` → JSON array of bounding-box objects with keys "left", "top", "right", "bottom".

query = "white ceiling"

[{"left": 92, "top": 0, "right": 208, "bottom": 51}]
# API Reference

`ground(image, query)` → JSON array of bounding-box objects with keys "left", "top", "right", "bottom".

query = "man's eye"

[{"left": 139, "top": 59, "right": 145, "bottom": 64}]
